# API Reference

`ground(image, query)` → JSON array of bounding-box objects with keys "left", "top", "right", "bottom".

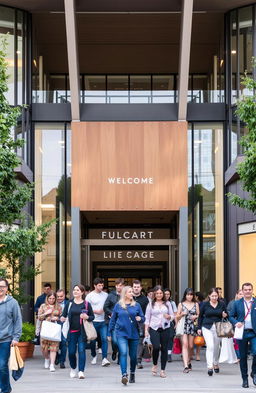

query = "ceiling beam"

[
  {"left": 64, "top": 0, "right": 80, "bottom": 121},
  {"left": 178, "top": 0, "right": 193, "bottom": 121}
]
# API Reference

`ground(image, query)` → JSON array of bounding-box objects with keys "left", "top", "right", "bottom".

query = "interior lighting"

[
  {"left": 231, "top": 50, "right": 236, "bottom": 54},
  {"left": 33, "top": 59, "right": 37, "bottom": 67},
  {"left": 16, "top": 51, "right": 21, "bottom": 54},
  {"left": 40, "top": 204, "right": 55, "bottom": 209},
  {"left": 220, "top": 59, "right": 224, "bottom": 67}
]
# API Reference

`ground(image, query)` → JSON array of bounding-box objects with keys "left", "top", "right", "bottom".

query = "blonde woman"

[
  {"left": 38, "top": 291, "right": 62, "bottom": 372},
  {"left": 109, "top": 286, "right": 145, "bottom": 385}
]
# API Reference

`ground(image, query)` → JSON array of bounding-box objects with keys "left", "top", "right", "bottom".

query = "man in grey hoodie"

[{"left": 0, "top": 278, "right": 22, "bottom": 393}]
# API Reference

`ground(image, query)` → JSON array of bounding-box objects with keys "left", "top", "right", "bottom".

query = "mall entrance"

[{"left": 80, "top": 212, "right": 179, "bottom": 299}]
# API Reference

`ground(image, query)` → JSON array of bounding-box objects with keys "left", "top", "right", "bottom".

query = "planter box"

[{"left": 18, "top": 342, "right": 35, "bottom": 360}]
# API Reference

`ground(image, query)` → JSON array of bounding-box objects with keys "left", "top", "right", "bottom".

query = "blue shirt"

[{"left": 109, "top": 302, "right": 145, "bottom": 339}]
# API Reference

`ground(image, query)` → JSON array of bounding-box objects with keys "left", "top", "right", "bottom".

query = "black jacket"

[
  {"left": 133, "top": 294, "right": 149, "bottom": 315},
  {"left": 198, "top": 301, "right": 227, "bottom": 330},
  {"left": 104, "top": 291, "right": 120, "bottom": 323}
]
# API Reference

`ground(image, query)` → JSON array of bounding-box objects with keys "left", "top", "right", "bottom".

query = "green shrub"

[{"left": 19, "top": 322, "right": 35, "bottom": 342}]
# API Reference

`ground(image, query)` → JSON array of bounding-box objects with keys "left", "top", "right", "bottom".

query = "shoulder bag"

[
  {"left": 62, "top": 301, "right": 72, "bottom": 339},
  {"left": 83, "top": 301, "right": 97, "bottom": 342},
  {"left": 176, "top": 316, "right": 185, "bottom": 336},
  {"left": 215, "top": 318, "right": 234, "bottom": 338}
]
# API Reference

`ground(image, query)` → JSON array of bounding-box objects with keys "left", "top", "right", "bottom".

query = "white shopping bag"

[
  {"left": 219, "top": 337, "right": 237, "bottom": 364},
  {"left": 40, "top": 321, "right": 61, "bottom": 342},
  {"left": 234, "top": 325, "right": 244, "bottom": 340}
]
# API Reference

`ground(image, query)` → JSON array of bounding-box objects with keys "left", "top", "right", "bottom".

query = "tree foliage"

[
  {"left": 227, "top": 69, "right": 256, "bottom": 213},
  {"left": 0, "top": 38, "right": 53, "bottom": 304}
]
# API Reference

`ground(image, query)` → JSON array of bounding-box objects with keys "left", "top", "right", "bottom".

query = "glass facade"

[
  {"left": 34, "top": 123, "right": 71, "bottom": 293},
  {"left": 188, "top": 123, "right": 224, "bottom": 296},
  {"left": 0, "top": 6, "right": 31, "bottom": 167},
  {"left": 227, "top": 5, "right": 255, "bottom": 164}
]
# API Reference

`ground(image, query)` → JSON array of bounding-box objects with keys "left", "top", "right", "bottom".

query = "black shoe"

[
  {"left": 121, "top": 374, "right": 128, "bottom": 385},
  {"left": 55, "top": 355, "right": 60, "bottom": 365},
  {"left": 168, "top": 354, "right": 172, "bottom": 363},
  {"left": 129, "top": 373, "right": 135, "bottom": 383},
  {"left": 250, "top": 371, "right": 256, "bottom": 385},
  {"left": 214, "top": 367, "right": 219, "bottom": 373},
  {"left": 188, "top": 363, "right": 192, "bottom": 370},
  {"left": 60, "top": 362, "right": 65, "bottom": 369},
  {"left": 242, "top": 378, "right": 249, "bottom": 388},
  {"left": 137, "top": 363, "right": 143, "bottom": 369},
  {"left": 112, "top": 351, "right": 117, "bottom": 361},
  {"left": 208, "top": 369, "right": 213, "bottom": 376}
]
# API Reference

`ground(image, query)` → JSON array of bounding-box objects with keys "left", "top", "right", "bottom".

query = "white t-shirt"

[{"left": 86, "top": 291, "right": 108, "bottom": 322}]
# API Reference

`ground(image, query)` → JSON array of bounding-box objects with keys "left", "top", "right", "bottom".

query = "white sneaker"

[
  {"left": 78, "top": 371, "right": 85, "bottom": 379},
  {"left": 44, "top": 359, "right": 50, "bottom": 369},
  {"left": 49, "top": 364, "right": 55, "bottom": 372},
  {"left": 102, "top": 358, "right": 110, "bottom": 367},
  {"left": 91, "top": 356, "right": 97, "bottom": 365},
  {"left": 70, "top": 368, "right": 77, "bottom": 378},
  {"left": 98, "top": 348, "right": 102, "bottom": 354}
]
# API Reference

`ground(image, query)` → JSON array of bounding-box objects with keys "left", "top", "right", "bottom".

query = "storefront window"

[
  {"left": 188, "top": 123, "right": 224, "bottom": 295},
  {"left": 239, "top": 226, "right": 256, "bottom": 290},
  {"left": 34, "top": 123, "right": 71, "bottom": 295},
  {"left": 227, "top": 5, "right": 255, "bottom": 164}
]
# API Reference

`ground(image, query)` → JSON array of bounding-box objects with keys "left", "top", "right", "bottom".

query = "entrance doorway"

[{"left": 93, "top": 262, "right": 166, "bottom": 292}]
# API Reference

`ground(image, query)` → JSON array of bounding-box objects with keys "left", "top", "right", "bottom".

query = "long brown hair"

[
  {"left": 45, "top": 291, "right": 59, "bottom": 309},
  {"left": 152, "top": 285, "right": 167, "bottom": 307}
]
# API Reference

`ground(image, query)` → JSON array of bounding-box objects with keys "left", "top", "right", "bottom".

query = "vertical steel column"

[
  {"left": 64, "top": 0, "right": 80, "bottom": 121},
  {"left": 178, "top": 0, "right": 193, "bottom": 120}
]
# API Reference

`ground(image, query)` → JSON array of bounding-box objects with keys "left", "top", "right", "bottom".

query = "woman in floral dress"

[
  {"left": 38, "top": 291, "right": 62, "bottom": 372},
  {"left": 176, "top": 288, "right": 199, "bottom": 373}
]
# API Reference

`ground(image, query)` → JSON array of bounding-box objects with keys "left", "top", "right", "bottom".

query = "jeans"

[
  {"left": 0, "top": 341, "right": 11, "bottom": 393},
  {"left": 68, "top": 332, "right": 86, "bottom": 371},
  {"left": 59, "top": 333, "right": 67, "bottom": 364},
  {"left": 91, "top": 321, "right": 108, "bottom": 359},
  {"left": 149, "top": 327, "right": 170, "bottom": 370},
  {"left": 238, "top": 329, "right": 256, "bottom": 379},
  {"left": 111, "top": 330, "right": 118, "bottom": 353},
  {"left": 202, "top": 325, "right": 221, "bottom": 369},
  {"left": 117, "top": 336, "right": 139, "bottom": 375}
]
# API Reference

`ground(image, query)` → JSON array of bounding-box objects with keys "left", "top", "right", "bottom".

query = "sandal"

[
  {"left": 160, "top": 370, "right": 166, "bottom": 378},
  {"left": 183, "top": 367, "right": 189, "bottom": 373},
  {"left": 152, "top": 366, "right": 158, "bottom": 376}
]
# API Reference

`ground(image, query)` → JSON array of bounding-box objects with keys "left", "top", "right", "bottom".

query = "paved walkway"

[{"left": 11, "top": 347, "right": 254, "bottom": 393}]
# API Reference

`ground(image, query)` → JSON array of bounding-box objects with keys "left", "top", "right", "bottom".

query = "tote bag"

[
  {"left": 219, "top": 337, "right": 237, "bottom": 364},
  {"left": 83, "top": 320, "right": 97, "bottom": 342},
  {"left": 176, "top": 316, "right": 185, "bottom": 336},
  {"left": 62, "top": 302, "right": 72, "bottom": 339},
  {"left": 215, "top": 319, "right": 234, "bottom": 338},
  {"left": 40, "top": 320, "right": 61, "bottom": 342}
]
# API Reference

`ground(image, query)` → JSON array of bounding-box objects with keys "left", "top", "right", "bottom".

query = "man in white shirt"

[{"left": 86, "top": 278, "right": 110, "bottom": 366}]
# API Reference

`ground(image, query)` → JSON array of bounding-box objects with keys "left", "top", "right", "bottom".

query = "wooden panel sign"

[{"left": 72, "top": 121, "right": 187, "bottom": 211}]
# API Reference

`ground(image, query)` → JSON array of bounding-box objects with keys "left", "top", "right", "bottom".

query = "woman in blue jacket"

[{"left": 109, "top": 285, "right": 145, "bottom": 385}]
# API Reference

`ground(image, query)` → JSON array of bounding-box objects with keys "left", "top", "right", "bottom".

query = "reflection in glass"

[
  {"left": 107, "top": 75, "right": 128, "bottom": 103},
  {"left": 0, "top": 6, "right": 15, "bottom": 105},
  {"left": 35, "top": 123, "right": 71, "bottom": 292},
  {"left": 188, "top": 123, "right": 224, "bottom": 295}
]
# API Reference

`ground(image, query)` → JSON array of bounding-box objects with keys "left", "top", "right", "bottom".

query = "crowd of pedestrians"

[{"left": 1, "top": 276, "right": 256, "bottom": 391}]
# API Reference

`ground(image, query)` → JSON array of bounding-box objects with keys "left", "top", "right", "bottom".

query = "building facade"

[{"left": 1, "top": 0, "right": 256, "bottom": 306}]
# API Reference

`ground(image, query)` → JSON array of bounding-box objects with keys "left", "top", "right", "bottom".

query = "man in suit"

[
  {"left": 56, "top": 289, "right": 69, "bottom": 368},
  {"left": 229, "top": 282, "right": 256, "bottom": 388}
]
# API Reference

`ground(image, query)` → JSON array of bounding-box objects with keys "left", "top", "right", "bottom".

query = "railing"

[
  {"left": 32, "top": 89, "right": 226, "bottom": 104},
  {"left": 187, "top": 90, "right": 225, "bottom": 103}
]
